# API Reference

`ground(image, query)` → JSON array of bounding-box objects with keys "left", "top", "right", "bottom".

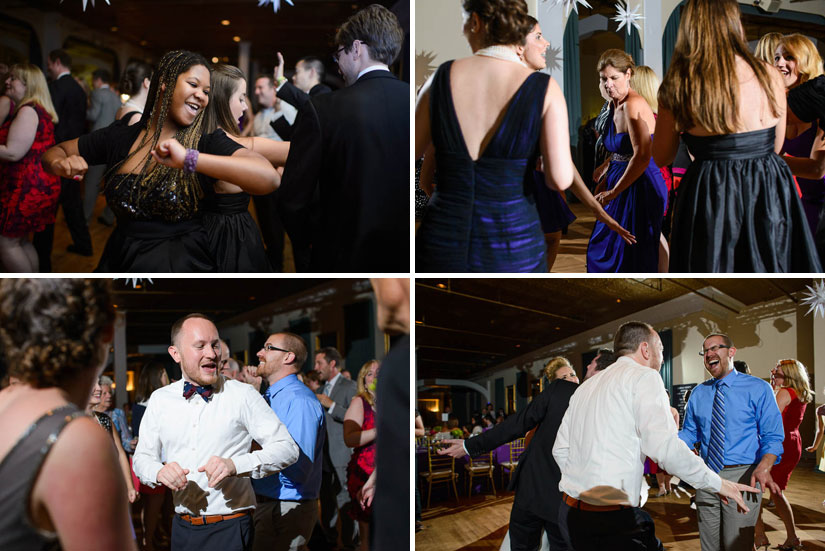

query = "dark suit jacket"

[
  {"left": 271, "top": 81, "right": 332, "bottom": 140},
  {"left": 465, "top": 379, "right": 577, "bottom": 522},
  {"left": 322, "top": 375, "right": 358, "bottom": 470},
  {"left": 278, "top": 70, "right": 409, "bottom": 272},
  {"left": 49, "top": 74, "right": 87, "bottom": 143}
]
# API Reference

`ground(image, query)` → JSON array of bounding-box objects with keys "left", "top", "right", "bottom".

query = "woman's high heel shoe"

[
  {"left": 775, "top": 538, "right": 802, "bottom": 551},
  {"left": 753, "top": 534, "right": 770, "bottom": 551}
]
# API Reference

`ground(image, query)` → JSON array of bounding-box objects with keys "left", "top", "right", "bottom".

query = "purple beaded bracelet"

[{"left": 183, "top": 148, "right": 199, "bottom": 175}]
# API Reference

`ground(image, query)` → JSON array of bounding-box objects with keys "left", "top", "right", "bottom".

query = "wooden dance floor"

[
  {"left": 51, "top": 195, "right": 296, "bottom": 273},
  {"left": 416, "top": 457, "right": 825, "bottom": 551}
]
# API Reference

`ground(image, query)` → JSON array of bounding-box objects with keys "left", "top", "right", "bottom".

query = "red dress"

[
  {"left": 0, "top": 103, "right": 60, "bottom": 238},
  {"left": 347, "top": 397, "right": 376, "bottom": 522},
  {"left": 770, "top": 387, "right": 806, "bottom": 490}
]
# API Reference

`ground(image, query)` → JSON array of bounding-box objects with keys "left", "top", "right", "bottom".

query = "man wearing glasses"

[
  {"left": 251, "top": 333, "right": 326, "bottom": 551},
  {"left": 679, "top": 333, "right": 784, "bottom": 551},
  {"left": 277, "top": 4, "right": 409, "bottom": 272}
]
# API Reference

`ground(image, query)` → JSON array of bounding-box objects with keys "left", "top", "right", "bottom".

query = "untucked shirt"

[{"left": 554, "top": 356, "right": 721, "bottom": 507}]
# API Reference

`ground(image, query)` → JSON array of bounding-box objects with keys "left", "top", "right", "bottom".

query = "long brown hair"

[
  {"left": 657, "top": 0, "right": 779, "bottom": 133},
  {"left": 202, "top": 63, "right": 245, "bottom": 137}
]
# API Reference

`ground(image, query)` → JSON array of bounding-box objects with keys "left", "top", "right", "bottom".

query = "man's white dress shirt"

[
  {"left": 133, "top": 378, "right": 299, "bottom": 515},
  {"left": 553, "top": 356, "right": 722, "bottom": 507}
]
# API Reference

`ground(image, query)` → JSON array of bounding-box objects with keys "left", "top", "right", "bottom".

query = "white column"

[
  {"left": 239, "top": 41, "right": 251, "bottom": 81},
  {"left": 113, "top": 311, "right": 128, "bottom": 409},
  {"left": 643, "top": 0, "right": 663, "bottom": 78}
]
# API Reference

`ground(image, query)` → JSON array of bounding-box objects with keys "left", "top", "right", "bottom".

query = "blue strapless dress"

[
  {"left": 416, "top": 61, "right": 549, "bottom": 273},
  {"left": 586, "top": 107, "right": 667, "bottom": 272},
  {"left": 670, "top": 127, "right": 821, "bottom": 272}
]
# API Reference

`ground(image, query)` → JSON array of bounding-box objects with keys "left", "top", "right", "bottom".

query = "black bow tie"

[{"left": 183, "top": 381, "right": 214, "bottom": 402}]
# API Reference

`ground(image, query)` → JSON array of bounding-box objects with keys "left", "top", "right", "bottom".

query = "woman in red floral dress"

[
  {"left": 0, "top": 64, "right": 60, "bottom": 272},
  {"left": 344, "top": 359, "right": 380, "bottom": 551}
]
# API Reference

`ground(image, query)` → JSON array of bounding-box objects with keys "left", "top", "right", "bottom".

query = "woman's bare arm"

[
  {"left": 540, "top": 78, "right": 574, "bottom": 191},
  {"left": 415, "top": 79, "right": 434, "bottom": 161},
  {"left": 652, "top": 107, "right": 680, "bottom": 168},
  {"left": 42, "top": 138, "right": 88, "bottom": 178},
  {"left": 343, "top": 396, "right": 376, "bottom": 448},
  {"left": 597, "top": 97, "right": 652, "bottom": 204},
  {"left": 569, "top": 166, "right": 636, "bottom": 245},
  {"left": 783, "top": 126, "right": 825, "bottom": 179},
  {"left": 111, "top": 425, "right": 137, "bottom": 503},
  {"left": 233, "top": 136, "right": 290, "bottom": 167},
  {"left": 0, "top": 105, "right": 38, "bottom": 162}
]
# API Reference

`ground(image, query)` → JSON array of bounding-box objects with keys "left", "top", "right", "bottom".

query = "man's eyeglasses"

[
  {"left": 332, "top": 40, "right": 369, "bottom": 64},
  {"left": 700, "top": 344, "right": 729, "bottom": 356},
  {"left": 264, "top": 344, "right": 291, "bottom": 354}
]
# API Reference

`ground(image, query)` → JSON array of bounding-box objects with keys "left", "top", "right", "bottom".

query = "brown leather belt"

[
  {"left": 562, "top": 492, "right": 630, "bottom": 512},
  {"left": 179, "top": 510, "right": 251, "bottom": 526}
]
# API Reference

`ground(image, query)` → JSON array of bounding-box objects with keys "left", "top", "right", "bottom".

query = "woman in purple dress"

[
  {"left": 775, "top": 34, "right": 825, "bottom": 237},
  {"left": 587, "top": 49, "right": 666, "bottom": 272}
]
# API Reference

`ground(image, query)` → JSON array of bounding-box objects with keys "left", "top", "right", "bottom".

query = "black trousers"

[
  {"left": 558, "top": 500, "right": 663, "bottom": 551},
  {"left": 172, "top": 513, "right": 254, "bottom": 551},
  {"left": 252, "top": 193, "right": 285, "bottom": 272},
  {"left": 509, "top": 502, "right": 568, "bottom": 551}
]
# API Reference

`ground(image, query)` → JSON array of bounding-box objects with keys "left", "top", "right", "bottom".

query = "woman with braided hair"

[
  {"left": 201, "top": 63, "right": 290, "bottom": 272},
  {"left": 0, "top": 279, "right": 136, "bottom": 551},
  {"left": 42, "top": 50, "right": 279, "bottom": 272}
]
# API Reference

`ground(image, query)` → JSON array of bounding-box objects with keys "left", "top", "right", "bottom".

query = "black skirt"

[
  {"left": 669, "top": 127, "right": 822, "bottom": 272},
  {"left": 201, "top": 192, "right": 272, "bottom": 273}
]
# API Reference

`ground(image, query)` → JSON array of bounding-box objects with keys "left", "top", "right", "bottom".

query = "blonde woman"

[
  {"left": 343, "top": 360, "right": 380, "bottom": 551},
  {"left": 775, "top": 34, "right": 825, "bottom": 235},
  {"left": 0, "top": 64, "right": 60, "bottom": 272},
  {"left": 754, "top": 359, "right": 814, "bottom": 550},
  {"left": 544, "top": 356, "right": 579, "bottom": 384},
  {"left": 755, "top": 32, "right": 783, "bottom": 65}
]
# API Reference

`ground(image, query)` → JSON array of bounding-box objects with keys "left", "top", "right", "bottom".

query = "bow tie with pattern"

[{"left": 183, "top": 381, "right": 214, "bottom": 402}]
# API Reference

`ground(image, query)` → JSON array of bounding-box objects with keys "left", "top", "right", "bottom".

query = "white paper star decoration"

[
  {"left": 800, "top": 279, "right": 825, "bottom": 318},
  {"left": 60, "top": 0, "right": 110, "bottom": 11},
  {"left": 257, "top": 0, "right": 295, "bottom": 13},
  {"left": 544, "top": 0, "right": 593, "bottom": 17},
  {"left": 113, "top": 278, "right": 154, "bottom": 289},
  {"left": 545, "top": 43, "right": 563, "bottom": 72},
  {"left": 613, "top": 1, "right": 644, "bottom": 34}
]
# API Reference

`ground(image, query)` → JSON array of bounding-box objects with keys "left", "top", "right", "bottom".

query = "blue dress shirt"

[
  {"left": 679, "top": 368, "right": 784, "bottom": 467},
  {"left": 252, "top": 374, "right": 326, "bottom": 500}
]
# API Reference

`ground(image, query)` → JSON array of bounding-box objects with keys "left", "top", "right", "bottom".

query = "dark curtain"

[{"left": 662, "top": 3, "right": 683, "bottom": 74}]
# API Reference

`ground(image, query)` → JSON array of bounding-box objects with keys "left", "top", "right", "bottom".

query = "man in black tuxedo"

[
  {"left": 439, "top": 378, "right": 578, "bottom": 551},
  {"left": 278, "top": 4, "right": 409, "bottom": 272},
  {"left": 37, "top": 49, "right": 93, "bottom": 269},
  {"left": 270, "top": 53, "right": 332, "bottom": 140}
]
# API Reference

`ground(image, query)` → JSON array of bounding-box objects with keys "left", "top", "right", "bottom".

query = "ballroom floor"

[{"left": 415, "top": 457, "right": 825, "bottom": 551}]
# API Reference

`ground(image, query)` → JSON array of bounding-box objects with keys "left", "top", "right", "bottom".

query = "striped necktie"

[{"left": 707, "top": 380, "right": 727, "bottom": 473}]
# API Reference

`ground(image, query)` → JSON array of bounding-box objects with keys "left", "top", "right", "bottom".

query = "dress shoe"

[{"left": 67, "top": 244, "right": 93, "bottom": 257}]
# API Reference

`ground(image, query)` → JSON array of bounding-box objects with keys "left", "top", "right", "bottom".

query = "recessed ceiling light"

[
  {"left": 110, "top": 26, "right": 118, "bottom": 32},
  {"left": 436, "top": 283, "right": 446, "bottom": 289},
  {"left": 233, "top": 36, "right": 241, "bottom": 42},
  {"left": 221, "top": 19, "right": 231, "bottom": 26},
  {"left": 211, "top": 56, "right": 219, "bottom": 63}
]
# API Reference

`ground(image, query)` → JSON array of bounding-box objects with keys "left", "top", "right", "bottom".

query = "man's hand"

[
  {"left": 198, "top": 456, "right": 237, "bottom": 488},
  {"left": 316, "top": 393, "right": 333, "bottom": 409},
  {"left": 751, "top": 465, "right": 781, "bottom": 496},
  {"left": 436, "top": 439, "right": 468, "bottom": 459},
  {"left": 717, "top": 479, "right": 761, "bottom": 513},
  {"left": 157, "top": 461, "right": 190, "bottom": 491}
]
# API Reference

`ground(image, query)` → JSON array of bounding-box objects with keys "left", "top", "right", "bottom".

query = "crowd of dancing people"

[
  {"left": 0, "top": 3, "right": 409, "bottom": 273},
  {"left": 0, "top": 277, "right": 411, "bottom": 551},
  {"left": 429, "top": 322, "right": 822, "bottom": 551},
  {"left": 415, "top": 0, "right": 825, "bottom": 273}
]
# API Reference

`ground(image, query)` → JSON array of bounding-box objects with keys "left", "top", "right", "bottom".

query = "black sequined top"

[
  {"left": 77, "top": 120, "right": 243, "bottom": 222},
  {"left": 92, "top": 411, "right": 113, "bottom": 434}
]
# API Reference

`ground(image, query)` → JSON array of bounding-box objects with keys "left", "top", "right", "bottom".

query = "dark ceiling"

[
  {"left": 16, "top": 0, "right": 406, "bottom": 82},
  {"left": 108, "top": 277, "right": 336, "bottom": 347},
  {"left": 415, "top": 278, "right": 815, "bottom": 380}
]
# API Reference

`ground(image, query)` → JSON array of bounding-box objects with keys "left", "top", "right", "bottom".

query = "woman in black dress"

[
  {"left": 201, "top": 64, "right": 290, "bottom": 272},
  {"left": 42, "top": 50, "right": 279, "bottom": 272},
  {"left": 653, "top": 0, "right": 820, "bottom": 272}
]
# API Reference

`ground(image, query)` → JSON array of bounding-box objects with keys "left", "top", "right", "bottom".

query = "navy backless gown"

[
  {"left": 669, "top": 127, "right": 821, "bottom": 272},
  {"left": 586, "top": 105, "right": 667, "bottom": 272},
  {"left": 416, "top": 61, "right": 549, "bottom": 273}
]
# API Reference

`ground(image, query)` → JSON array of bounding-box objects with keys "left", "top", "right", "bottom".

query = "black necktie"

[{"left": 183, "top": 381, "right": 214, "bottom": 402}]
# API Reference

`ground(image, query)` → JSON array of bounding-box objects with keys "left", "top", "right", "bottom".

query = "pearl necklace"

[
  {"left": 122, "top": 99, "right": 143, "bottom": 113},
  {"left": 473, "top": 45, "right": 527, "bottom": 67}
]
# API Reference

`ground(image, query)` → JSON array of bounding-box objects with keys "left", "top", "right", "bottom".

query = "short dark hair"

[
  {"left": 733, "top": 360, "right": 750, "bottom": 374},
  {"left": 120, "top": 60, "right": 153, "bottom": 96},
  {"left": 298, "top": 56, "right": 325, "bottom": 84},
  {"left": 703, "top": 333, "right": 733, "bottom": 348},
  {"left": 170, "top": 313, "right": 215, "bottom": 345},
  {"left": 462, "top": 0, "right": 533, "bottom": 48},
  {"left": 273, "top": 332, "right": 308, "bottom": 367},
  {"left": 613, "top": 321, "right": 656, "bottom": 357},
  {"left": 92, "top": 68, "right": 111, "bottom": 83},
  {"left": 49, "top": 49, "right": 72, "bottom": 69},
  {"left": 594, "top": 348, "right": 615, "bottom": 372},
  {"left": 334, "top": 4, "right": 404, "bottom": 66},
  {"left": 255, "top": 74, "right": 275, "bottom": 88},
  {"left": 317, "top": 346, "right": 342, "bottom": 368}
]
